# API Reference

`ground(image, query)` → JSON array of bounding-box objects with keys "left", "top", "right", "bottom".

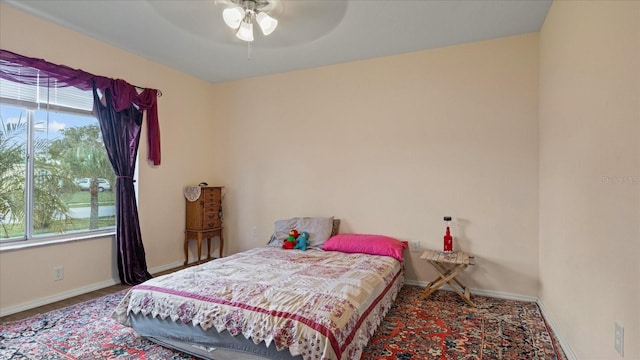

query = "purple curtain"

[
  {"left": 93, "top": 84, "right": 152, "bottom": 284},
  {"left": 0, "top": 49, "right": 161, "bottom": 165},
  {"left": 1, "top": 49, "right": 160, "bottom": 285}
]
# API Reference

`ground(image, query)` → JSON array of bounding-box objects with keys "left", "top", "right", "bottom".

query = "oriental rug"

[
  {"left": 362, "top": 285, "right": 567, "bottom": 360},
  {"left": 0, "top": 285, "right": 566, "bottom": 359}
]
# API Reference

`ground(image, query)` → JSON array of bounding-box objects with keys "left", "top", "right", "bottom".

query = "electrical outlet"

[
  {"left": 53, "top": 265, "right": 64, "bottom": 281},
  {"left": 410, "top": 240, "right": 420, "bottom": 252},
  {"left": 252, "top": 226, "right": 257, "bottom": 238},
  {"left": 615, "top": 321, "right": 624, "bottom": 356}
]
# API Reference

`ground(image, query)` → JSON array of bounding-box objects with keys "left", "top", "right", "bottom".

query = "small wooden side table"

[
  {"left": 419, "top": 249, "right": 476, "bottom": 306},
  {"left": 184, "top": 227, "right": 224, "bottom": 265}
]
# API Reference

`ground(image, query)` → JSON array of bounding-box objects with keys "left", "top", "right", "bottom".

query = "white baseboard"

[
  {"left": 0, "top": 260, "right": 185, "bottom": 318},
  {"left": 403, "top": 279, "right": 576, "bottom": 359},
  {"left": 149, "top": 260, "right": 185, "bottom": 275},
  {"left": 403, "top": 279, "right": 538, "bottom": 302},
  {"left": 0, "top": 278, "right": 119, "bottom": 317},
  {"left": 537, "top": 299, "right": 577, "bottom": 360}
]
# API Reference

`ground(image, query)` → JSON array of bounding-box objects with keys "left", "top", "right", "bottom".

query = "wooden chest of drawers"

[
  {"left": 184, "top": 186, "right": 223, "bottom": 265},
  {"left": 186, "top": 186, "right": 222, "bottom": 231}
]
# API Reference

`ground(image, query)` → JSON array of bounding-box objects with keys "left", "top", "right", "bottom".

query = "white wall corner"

[{"left": 536, "top": 299, "right": 578, "bottom": 360}]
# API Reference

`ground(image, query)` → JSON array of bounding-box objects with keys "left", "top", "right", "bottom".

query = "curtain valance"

[{"left": 0, "top": 49, "right": 161, "bottom": 165}]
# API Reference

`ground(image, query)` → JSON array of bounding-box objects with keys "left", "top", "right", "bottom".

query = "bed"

[{"left": 113, "top": 218, "right": 407, "bottom": 360}]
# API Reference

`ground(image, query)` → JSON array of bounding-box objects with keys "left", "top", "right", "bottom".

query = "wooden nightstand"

[{"left": 419, "top": 249, "right": 475, "bottom": 306}]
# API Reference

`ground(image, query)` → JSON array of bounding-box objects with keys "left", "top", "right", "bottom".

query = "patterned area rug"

[
  {"left": 0, "top": 285, "right": 566, "bottom": 359},
  {"left": 363, "top": 286, "right": 567, "bottom": 360},
  {"left": 0, "top": 291, "right": 194, "bottom": 360}
]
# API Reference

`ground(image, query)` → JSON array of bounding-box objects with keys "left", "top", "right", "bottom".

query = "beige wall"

[
  {"left": 1, "top": 3, "right": 541, "bottom": 311},
  {"left": 0, "top": 4, "right": 222, "bottom": 310},
  {"left": 539, "top": 1, "right": 640, "bottom": 359},
  {"left": 214, "top": 33, "right": 540, "bottom": 296},
  {"left": 5, "top": 1, "right": 637, "bottom": 358}
]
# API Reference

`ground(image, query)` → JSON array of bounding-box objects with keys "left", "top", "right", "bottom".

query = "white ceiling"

[{"left": 4, "top": 0, "right": 552, "bottom": 84}]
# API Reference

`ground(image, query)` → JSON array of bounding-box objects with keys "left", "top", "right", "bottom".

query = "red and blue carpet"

[
  {"left": 362, "top": 285, "right": 567, "bottom": 359},
  {"left": 0, "top": 285, "right": 566, "bottom": 359}
]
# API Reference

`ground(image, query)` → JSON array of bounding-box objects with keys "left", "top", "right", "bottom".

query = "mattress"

[{"left": 113, "top": 247, "right": 404, "bottom": 359}]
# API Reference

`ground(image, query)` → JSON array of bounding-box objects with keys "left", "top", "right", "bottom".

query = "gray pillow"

[{"left": 266, "top": 217, "right": 334, "bottom": 248}]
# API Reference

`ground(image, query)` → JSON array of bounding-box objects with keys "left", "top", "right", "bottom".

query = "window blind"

[{"left": 0, "top": 77, "right": 93, "bottom": 113}]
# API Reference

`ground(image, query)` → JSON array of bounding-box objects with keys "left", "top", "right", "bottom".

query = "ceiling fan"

[{"left": 221, "top": 0, "right": 279, "bottom": 42}]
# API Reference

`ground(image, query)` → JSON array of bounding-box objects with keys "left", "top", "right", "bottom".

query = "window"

[{"left": 0, "top": 76, "right": 115, "bottom": 243}]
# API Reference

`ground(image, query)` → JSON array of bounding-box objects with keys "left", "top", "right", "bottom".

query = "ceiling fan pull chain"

[{"left": 247, "top": 41, "right": 252, "bottom": 60}]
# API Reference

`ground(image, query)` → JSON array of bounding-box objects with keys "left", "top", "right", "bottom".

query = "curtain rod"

[
  {"left": 0, "top": 49, "right": 163, "bottom": 97},
  {"left": 134, "top": 85, "right": 162, "bottom": 97}
]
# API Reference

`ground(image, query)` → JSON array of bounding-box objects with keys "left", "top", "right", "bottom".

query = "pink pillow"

[{"left": 321, "top": 233, "right": 408, "bottom": 261}]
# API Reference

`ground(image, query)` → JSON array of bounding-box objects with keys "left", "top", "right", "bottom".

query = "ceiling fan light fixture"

[
  {"left": 256, "top": 12, "right": 278, "bottom": 36},
  {"left": 222, "top": 0, "right": 277, "bottom": 43},
  {"left": 236, "top": 20, "right": 254, "bottom": 42},
  {"left": 223, "top": 6, "right": 244, "bottom": 29}
]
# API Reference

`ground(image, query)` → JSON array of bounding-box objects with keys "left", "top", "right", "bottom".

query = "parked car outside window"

[{"left": 74, "top": 178, "right": 112, "bottom": 192}]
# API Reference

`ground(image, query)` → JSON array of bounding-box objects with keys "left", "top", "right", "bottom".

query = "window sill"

[{"left": 0, "top": 230, "right": 116, "bottom": 252}]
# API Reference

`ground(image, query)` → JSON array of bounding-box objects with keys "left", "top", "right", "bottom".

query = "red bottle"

[{"left": 443, "top": 226, "right": 453, "bottom": 252}]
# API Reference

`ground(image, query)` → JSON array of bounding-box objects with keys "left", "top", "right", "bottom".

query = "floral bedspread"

[{"left": 113, "top": 247, "right": 403, "bottom": 360}]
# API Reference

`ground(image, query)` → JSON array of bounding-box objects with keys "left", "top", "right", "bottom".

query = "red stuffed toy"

[{"left": 283, "top": 229, "right": 299, "bottom": 249}]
